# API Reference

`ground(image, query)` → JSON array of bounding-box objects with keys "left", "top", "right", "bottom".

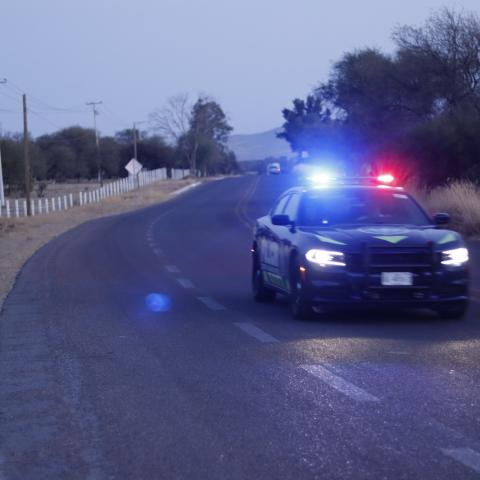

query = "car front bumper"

[{"left": 302, "top": 266, "right": 469, "bottom": 309}]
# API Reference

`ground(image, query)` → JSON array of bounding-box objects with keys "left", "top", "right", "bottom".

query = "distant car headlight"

[
  {"left": 305, "top": 249, "right": 346, "bottom": 267},
  {"left": 441, "top": 247, "right": 469, "bottom": 266}
]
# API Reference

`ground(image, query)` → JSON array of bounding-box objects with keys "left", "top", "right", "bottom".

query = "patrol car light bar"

[
  {"left": 307, "top": 173, "right": 397, "bottom": 187},
  {"left": 305, "top": 249, "right": 346, "bottom": 267}
]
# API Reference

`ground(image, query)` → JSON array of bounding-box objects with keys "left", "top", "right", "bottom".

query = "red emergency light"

[{"left": 377, "top": 174, "right": 395, "bottom": 184}]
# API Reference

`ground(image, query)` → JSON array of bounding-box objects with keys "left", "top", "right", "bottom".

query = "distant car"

[
  {"left": 267, "top": 162, "right": 281, "bottom": 175},
  {"left": 252, "top": 175, "right": 469, "bottom": 319}
]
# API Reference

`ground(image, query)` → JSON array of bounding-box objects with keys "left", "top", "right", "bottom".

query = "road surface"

[{"left": 1, "top": 175, "right": 480, "bottom": 479}]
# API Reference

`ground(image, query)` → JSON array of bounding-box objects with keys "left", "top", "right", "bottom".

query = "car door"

[
  {"left": 277, "top": 193, "right": 302, "bottom": 284},
  {"left": 260, "top": 194, "right": 291, "bottom": 289}
]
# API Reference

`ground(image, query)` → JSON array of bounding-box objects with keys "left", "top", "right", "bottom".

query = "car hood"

[{"left": 298, "top": 225, "right": 463, "bottom": 251}]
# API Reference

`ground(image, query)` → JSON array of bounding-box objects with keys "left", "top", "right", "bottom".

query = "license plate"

[{"left": 381, "top": 272, "right": 413, "bottom": 286}]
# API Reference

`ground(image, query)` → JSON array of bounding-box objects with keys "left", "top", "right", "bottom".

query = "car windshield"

[{"left": 298, "top": 188, "right": 431, "bottom": 227}]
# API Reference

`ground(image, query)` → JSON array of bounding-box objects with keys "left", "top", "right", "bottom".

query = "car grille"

[
  {"left": 346, "top": 245, "right": 436, "bottom": 300},
  {"left": 346, "top": 246, "right": 434, "bottom": 273}
]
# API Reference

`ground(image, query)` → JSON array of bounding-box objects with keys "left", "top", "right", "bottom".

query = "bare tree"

[
  {"left": 149, "top": 93, "right": 191, "bottom": 145},
  {"left": 393, "top": 8, "right": 480, "bottom": 113}
]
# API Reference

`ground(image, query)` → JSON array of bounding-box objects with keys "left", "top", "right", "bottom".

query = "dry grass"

[
  {"left": 412, "top": 180, "right": 480, "bottom": 237},
  {"left": 0, "top": 178, "right": 199, "bottom": 307}
]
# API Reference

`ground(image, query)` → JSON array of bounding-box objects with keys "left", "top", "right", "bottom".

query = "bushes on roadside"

[{"left": 413, "top": 181, "right": 480, "bottom": 237}]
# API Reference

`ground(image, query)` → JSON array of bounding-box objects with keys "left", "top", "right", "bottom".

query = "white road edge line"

[
  {"left": 177, "top": 278, "right": 195, "bottom": 289},
  {"left": 197, "top": 296, "right": 226, "bottom": 311},
  {"left": 442, "top": 448, "right": 480, "bottom": 473},
  {"left": 234, "top": 322, "right": 279, "bottom": 343},
  {"left": 172, "top": 182, "right": 201, "bottom": 196},
  {"left": 301, "top": 364, "right": 380, "bottom": 403},
  {"left": 165, "top": 265, "right": 180, "bottom": 273}
]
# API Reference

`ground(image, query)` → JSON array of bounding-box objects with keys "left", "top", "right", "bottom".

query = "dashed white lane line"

[
  {"left": 234, "top": 322, "right": 279, "bottom": 343},
  {"left": 197, "top": 296, "right": 226, "bottom": 311},
  {"left": 165, "top": 265, "right": 180, "bottom": 274},
  {"left": 301, "top": 364, "right": 380, "bottom": 403},
  {"left": 177, "top": 278, "right": 195, "bottom": 289},
  {"left": 153, "top": 248, "right": 164, "bottom": 256},
  {"left": 442, "top": 448, "right": 480, "bottom": 473}
]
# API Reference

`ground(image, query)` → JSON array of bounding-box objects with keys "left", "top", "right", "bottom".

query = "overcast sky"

[{"left": 1, "top": 0, "right": 478, "bottom": 137}]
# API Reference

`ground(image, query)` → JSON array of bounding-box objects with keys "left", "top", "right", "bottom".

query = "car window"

[
  {"left": 271, "top": 195, "right": 290, "bottom": 216},
  {"left": 298, "top": 189, "right": 430, "bottom": 226},
  {"left": 284, "top": 193, "right": 301, "bottom": 220}
]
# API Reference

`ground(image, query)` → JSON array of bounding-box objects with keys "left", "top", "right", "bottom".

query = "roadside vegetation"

[
  {"left": 1, "top": 95, "right": 238, "bottom": 197},
  {"left": 412, "top": 181, "right": 480, "bottom": 237},
  {"left": 277, "top": 7, "right": 480, "bottom": 235}
]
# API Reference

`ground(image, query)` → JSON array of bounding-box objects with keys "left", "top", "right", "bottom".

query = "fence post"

[
  {"left": 51, "top": 197, "right": 55, "bottom": 212},
  {"left": 6, "top": 200, "right": 10, "bottom": 218},
  {"left": 69, "top": 193, "right": 73, "bottom": 208},
  {"left": 31, "top": 200, "right": 35, "bottom": 216},
  {"left": 57, "top": 197, "right": 61, "bottom": 211},
  {"left": 38, "top": 199, "right": 42, "bottom": 214},
  {"left": 15, "top": 199, "right": 19, "bottom": 217},
  {"left": 45, "top": 198, "right": 49, "bottom": 214}
]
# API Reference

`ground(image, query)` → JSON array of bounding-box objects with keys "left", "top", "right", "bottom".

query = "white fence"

[{"left": 0, "top": 167, "right": 189, "bottom": 218}]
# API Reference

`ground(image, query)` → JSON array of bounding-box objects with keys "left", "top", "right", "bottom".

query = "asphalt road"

[{"left": 1, "top": 175, "right": 480, "bottom": 480}]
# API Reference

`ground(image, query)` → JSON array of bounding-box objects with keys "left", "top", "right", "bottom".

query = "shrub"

[{"left": 413, "top": 181, "right": 480, "bottom": 237}]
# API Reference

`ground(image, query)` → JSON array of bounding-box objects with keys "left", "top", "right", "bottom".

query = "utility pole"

[
  {"left": 133, "top": 121, "right": 146, "bottom": 161},
  {"left": 0, "top": 79, "right": 6, "bottom": 207},
  {"left": 0, "top": 147, "right": 4, "bottom": 207},
  {"left": 23, "top": 94, "right": 31, "bottom": 215},
  {"left": 86, "top": 101, "right": 103, "bottom": 186}
]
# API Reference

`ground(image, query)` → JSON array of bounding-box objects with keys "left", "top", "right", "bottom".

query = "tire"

[
  {"left": 436, "top": 301, "right": 468, "bottom": 320},
  {"left": 290, "top": 257, "right": 313, "bottom": 320},
  {"left": 252, "top": 255, "right": 276, "bottom": 303}
]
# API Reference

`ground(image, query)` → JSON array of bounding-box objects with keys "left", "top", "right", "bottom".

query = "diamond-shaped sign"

[{"left": 125, "top": 158, "right": 142, "bottom": 176}]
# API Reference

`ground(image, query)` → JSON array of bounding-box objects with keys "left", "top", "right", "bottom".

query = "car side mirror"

[
  {"left": 433, "top": 213, "right": 450, "bottom": 226},
  {"left": 271, "top": 214, "right": 292, "bottom": 226}
]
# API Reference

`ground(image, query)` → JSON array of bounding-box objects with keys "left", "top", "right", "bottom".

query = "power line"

[
  {"left": 28, "top": 108, "right": 62, "bottom": 129},
  {"left": 101, "top": 103, "right": 130, "bottom": 128},
  {"left": 0, "top": 89, "right": 21, "bottom": 104},
  {"left": 5, "top": 80, "right": 87, "bottom": 113}
]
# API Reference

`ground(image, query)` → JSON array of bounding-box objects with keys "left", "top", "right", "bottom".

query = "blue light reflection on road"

[{"left": 145, "top": 293, "right": 172, "bottom": 313}]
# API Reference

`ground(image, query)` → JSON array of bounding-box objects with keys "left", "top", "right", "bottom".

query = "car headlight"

[
  {"left": 305, "top": 249, "right": 346, "bottom": 267},
  {"left": 441, "top": 247, "right": 469, "bottom": 266}
]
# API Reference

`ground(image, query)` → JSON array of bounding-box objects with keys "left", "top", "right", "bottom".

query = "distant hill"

[{"left": 227, "top": 128, "right": 294, "bottom": 162}]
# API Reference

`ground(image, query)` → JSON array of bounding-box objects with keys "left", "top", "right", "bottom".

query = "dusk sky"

[{"left": 1, "top": 0, "right": 479, "bottom": 137}]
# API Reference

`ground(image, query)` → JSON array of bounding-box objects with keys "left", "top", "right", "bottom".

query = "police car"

[{"left": 251, "top": 174, "right": 469, "bottom": 319}]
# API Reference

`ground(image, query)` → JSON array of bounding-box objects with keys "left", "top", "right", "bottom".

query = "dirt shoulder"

[{"left": 0, "top": 178, "right": 200, "bottom": 308}]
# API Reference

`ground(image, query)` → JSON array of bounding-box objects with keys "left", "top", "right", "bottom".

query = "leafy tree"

[{"left": 280, "top": 7, "right": 480, "bottom": 185}]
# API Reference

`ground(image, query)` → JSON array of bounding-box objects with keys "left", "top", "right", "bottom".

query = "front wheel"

[
  {"left": 290, "top": 258, "right": 313, "bottom": 320},
  {"left": 252, "top": 256, "right": 276, "bottom": 303}
]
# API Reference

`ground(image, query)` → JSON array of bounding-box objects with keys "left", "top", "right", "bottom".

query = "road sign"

[{"left": 125, "top": 158, "right": 142, "bottom": 176}]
